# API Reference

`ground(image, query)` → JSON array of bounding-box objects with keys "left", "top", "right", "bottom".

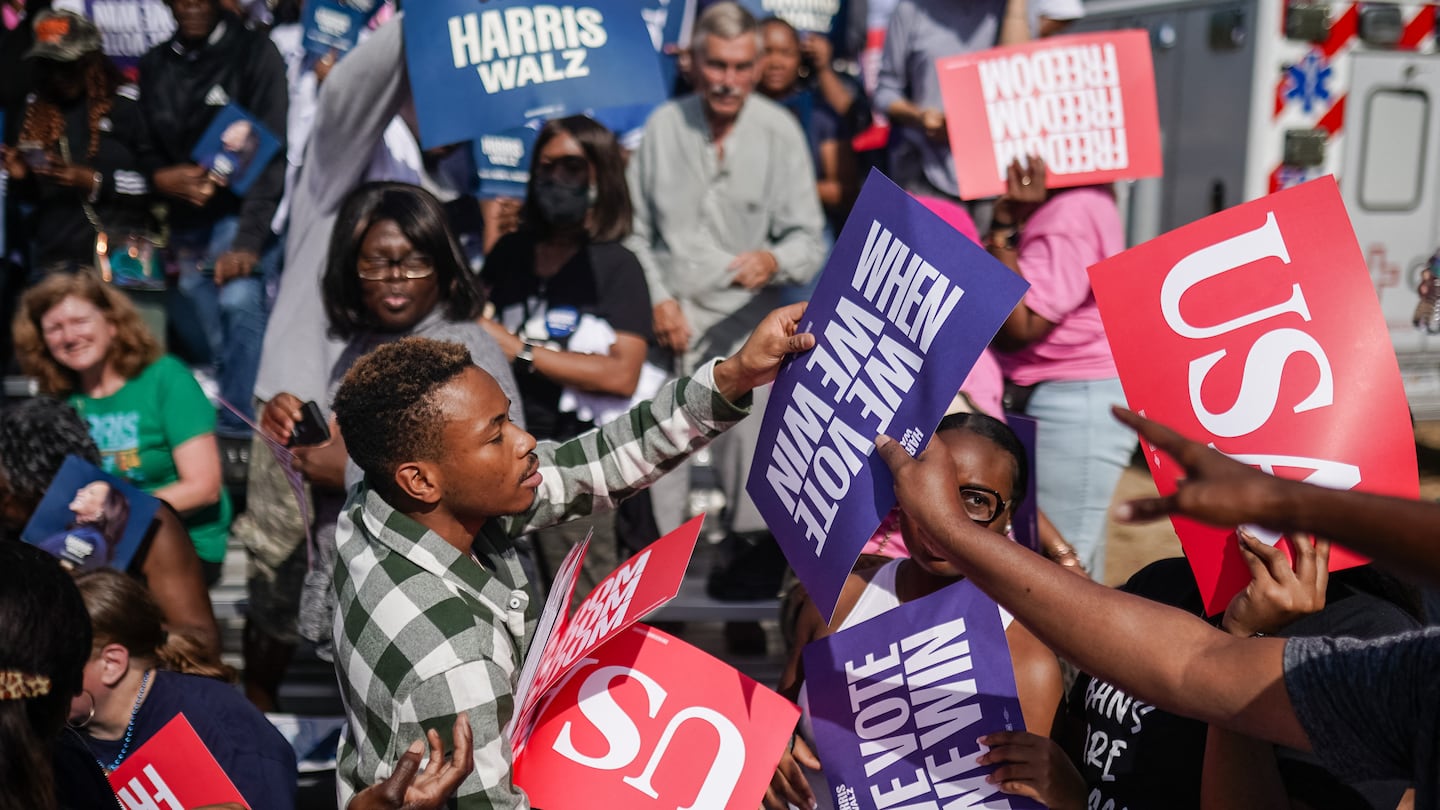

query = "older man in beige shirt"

[{"left": 625, "top": 1, "right": 825, "bottom": 595}]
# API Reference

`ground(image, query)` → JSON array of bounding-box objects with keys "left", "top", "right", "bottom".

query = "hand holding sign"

[
  {"left": 711, "top": 301, "right": 817, "bottom": 402},
  {"left": 763, "top": 735, "right": 822, "bottom": 810},
  {"left": 1222, "top": 529, "right": 1329, "bottom": 638},
  {"left": 803, "top": 580, "right": 1041, "bottom": 810},
  {"left": 975, "top": 730, "right": 1087, "bottom": 808}
]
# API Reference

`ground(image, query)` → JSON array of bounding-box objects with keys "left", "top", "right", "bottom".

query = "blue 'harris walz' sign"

[
  {"left": 746, "top": 169, "right": 1029, "bottom": 622},
  {"left": 405, "top": 0, "right": 669, "bottom": 148}
]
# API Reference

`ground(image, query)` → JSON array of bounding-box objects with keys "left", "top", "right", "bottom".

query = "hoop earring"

[{"left": 68, "top": 690, "right": 95, "bottom": 729}]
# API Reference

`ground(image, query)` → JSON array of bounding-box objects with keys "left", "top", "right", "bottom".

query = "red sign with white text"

[
  {"left": 1089, "top": 176, "right": 1418, "bottom": 614},
  {"left": 108, "top": 714, "right": 249, "bottom": 809},
  {"left": 511, "top": 514, "right": 704, "bottom": 745},
  {"left": 513, "top": 624, "right": 800, "bottom": 810},
  {"left": 938, "top": 30, "right": 1161, "bottom": 200}
]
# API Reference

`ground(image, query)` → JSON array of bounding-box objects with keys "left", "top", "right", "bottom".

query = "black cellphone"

[{"left": 290, "top": 400, "right": 331, "bottom": 447}]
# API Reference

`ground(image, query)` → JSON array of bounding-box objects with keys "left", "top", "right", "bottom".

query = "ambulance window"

[{"left": 1359, "top": 89, "right": 1428, "bottom": 211}]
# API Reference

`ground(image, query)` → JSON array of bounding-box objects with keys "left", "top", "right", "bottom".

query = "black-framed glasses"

[
  {"left": 534, "top": 155, "right": 590, "bottom": 184},
  {"left": 357, "top": 254, "right": 436, "bottom": 281},
  {"left": 960, "top": 485, "right": 1009, "bottom": 526}
]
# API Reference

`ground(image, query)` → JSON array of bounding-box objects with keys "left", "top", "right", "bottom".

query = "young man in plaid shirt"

[{"left": 328, "top": 304, "right": 814, "bottom": 808}]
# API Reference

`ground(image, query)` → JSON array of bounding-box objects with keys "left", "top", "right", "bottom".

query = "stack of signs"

[
  {"left": 514, "top": 624, "right": 799, "bottom": 810},
  {"left": 509, "top": 515, "right": 800, "bottom": 808},
  {"left": 189, "top": 103, "right": 282, "bottom": 196},
  {"left": 746, "top": 169, "right": 1030, "bottom": 621},
  {"left": 474, "top": 123, "right": 541, "bottom": 199},
  {"left": 804, "top": 579, "right": 1039, "bottom": 810},
  {"left": 404, "top": 0, "right": 669, "bottom": 148},
  {"left": 108, "top": 714, "right": 249, "bottom": 808},
  {"left": 1088, "top": 176, "right": 1418, "bottom": 614},
  {"left": 302, "top": 0, "right": 383, "bottom": 58},
  {"left": 734, "top": 0, "right": 848, "bottom": 46},
  {"left": 22, "top": 456, "right": 161, "bottom": 574},
  {"left": 936, "top": 30, "right": 1161, "bottom": 201}
]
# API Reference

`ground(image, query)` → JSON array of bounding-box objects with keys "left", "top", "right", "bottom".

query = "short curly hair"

[
  {"left": 14, "top": 271, "right": 162, "bottom": 396},
  {"left": 332, "top": 338, "right": 475, "bottom": 498},
  {"left": 0, "top": 398, "right": 102, "bottom": 520}
]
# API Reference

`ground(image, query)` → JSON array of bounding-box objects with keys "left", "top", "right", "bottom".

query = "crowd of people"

[{"left": 0, "top": 0, "right": 1437, "bottom": 809}]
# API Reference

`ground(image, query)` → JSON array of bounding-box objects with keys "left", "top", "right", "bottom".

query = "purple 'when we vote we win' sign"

[
  {"left": 746, "top": 170, "right": 1029, "bottom": 621},
  {"left": 804, "top": 580, "right": 1041, "bottom": 810}
]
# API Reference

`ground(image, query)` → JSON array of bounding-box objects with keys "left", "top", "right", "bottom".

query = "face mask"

[{"left": 534, "top": 178, "right": 592, "bottom": 227}]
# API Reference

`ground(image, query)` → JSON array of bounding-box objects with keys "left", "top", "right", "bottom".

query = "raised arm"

[
  {"left": 1112, "top": 407, "right": 1440, "bottom": 586},
  {"left": 503, "top": 303, "right": 815, "bottom": 536},
  {"left": 874, "top": 434, "right": 1311, "bottom": 751}
]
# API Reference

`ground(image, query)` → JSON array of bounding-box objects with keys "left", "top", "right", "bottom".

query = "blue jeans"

[
  {"left": 1025, "top": 377, "right": 1136, "bottom": 580},
  {"left": 166, "top": 218, "right": 280, "bottom": 438}
]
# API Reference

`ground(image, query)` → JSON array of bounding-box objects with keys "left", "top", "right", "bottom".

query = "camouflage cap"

[{"left": 25, "top": 10, "right": 104, "bottom": 62}]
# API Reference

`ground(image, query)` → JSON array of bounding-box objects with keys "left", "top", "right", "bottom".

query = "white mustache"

[{"left": 710, "top": 84, "right": 742, "bottom": 98}]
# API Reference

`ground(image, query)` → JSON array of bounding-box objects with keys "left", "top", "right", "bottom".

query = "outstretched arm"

[
  {"left": 874, "top": 434, "right": 1310, "bottom": 751},
  {"left": 1112, "top": 407, "right": 1440, "bottom": 585},
  {"left": 506, "top": 304, "right": 816, "bottom": 536}
]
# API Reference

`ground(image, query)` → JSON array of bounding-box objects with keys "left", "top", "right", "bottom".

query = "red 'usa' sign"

[
  {"left": 1089, "top": 176, "right": 1418, "bottom": 614},
  {"left": 937, "top": 30, "right": 1161, "bottom": 200},
  {"left": 513, "top": 624, "right": 800, "bottom": 810}
]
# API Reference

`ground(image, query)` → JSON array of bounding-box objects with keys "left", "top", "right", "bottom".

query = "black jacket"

[
  {"left": 10, "top": 87, "right": 157, "bottom": 270},
  {"left": 138, "top": 15, "right": 287, "bottom": 255}
]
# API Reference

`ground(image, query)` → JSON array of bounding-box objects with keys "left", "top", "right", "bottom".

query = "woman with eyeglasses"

[
  {"left": 479, "top": 115, "right": 655, "bottom": 599},
  {"left": 763, "top": 412, "right": 1065, "bottom": 810},
  {"left": 256, "top": 182, "right": 522, "bottom": 680}
]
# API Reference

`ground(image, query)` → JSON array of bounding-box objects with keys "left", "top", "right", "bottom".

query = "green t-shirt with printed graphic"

[{"left": 69, "top": 355, "right": 233, "bottom": 563}]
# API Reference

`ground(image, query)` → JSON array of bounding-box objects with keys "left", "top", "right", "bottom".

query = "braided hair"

[{"left": 17, "top": 51, "right": 123, "bottom": 159}]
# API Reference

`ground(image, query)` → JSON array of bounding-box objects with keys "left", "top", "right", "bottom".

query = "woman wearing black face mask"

[{"left": 480, "top": 115, "right": 656, "bottom": 601}]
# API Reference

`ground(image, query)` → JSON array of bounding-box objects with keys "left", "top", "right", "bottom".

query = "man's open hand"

[{"left": 712, "top": 302, "right": 815, "bottom": 401}]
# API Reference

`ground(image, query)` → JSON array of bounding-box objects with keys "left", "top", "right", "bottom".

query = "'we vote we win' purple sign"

[
  {"left": 746, "top": 170, "right": 1029, "bottom": 621},
  {"left": 804, "top": 580, "right": 1041, "bottom": 810}
]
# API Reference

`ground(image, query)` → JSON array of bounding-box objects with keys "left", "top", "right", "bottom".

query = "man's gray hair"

[{"left": 690, "top": 1, "right": 762, "bottom": 56}]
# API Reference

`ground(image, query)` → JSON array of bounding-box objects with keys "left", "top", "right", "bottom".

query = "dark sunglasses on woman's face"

[{"left": 535, "top": 155, "right": 590, "bottom": 184}]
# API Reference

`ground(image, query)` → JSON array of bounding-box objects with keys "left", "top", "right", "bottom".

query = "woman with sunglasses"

[
  {"left": 479, "top": 115, "right": 654, "bottom": 599},
  {"left": 255, "top": 182, "right": 522, "bottom": 691},
  {"left": 763, "top": 412, "right": 1065, "bottom": 810}
]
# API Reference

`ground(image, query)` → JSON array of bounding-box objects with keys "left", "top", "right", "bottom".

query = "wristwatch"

[{"left": 514, "top": 341, "right": 536, "bottom": 373}]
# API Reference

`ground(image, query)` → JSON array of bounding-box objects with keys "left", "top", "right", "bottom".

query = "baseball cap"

[{"left": 24, "top": 10, "right": 103, "bottom": 62}]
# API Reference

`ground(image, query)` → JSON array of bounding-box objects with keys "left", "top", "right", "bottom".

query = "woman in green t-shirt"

[{"left": 14, "top": 272, "right": 232, "bottom": 581}]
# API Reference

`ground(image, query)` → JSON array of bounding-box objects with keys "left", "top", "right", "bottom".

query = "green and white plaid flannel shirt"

[{"left": 332, "top": 359, "right": 750, "bottom": 809}]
